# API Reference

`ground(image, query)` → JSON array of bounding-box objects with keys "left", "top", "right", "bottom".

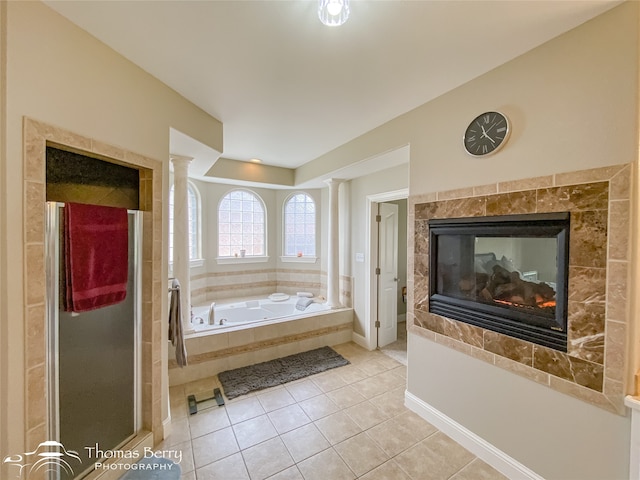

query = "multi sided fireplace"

[{"left": 428, "top": 212, "right": 570, "bottom": 351}]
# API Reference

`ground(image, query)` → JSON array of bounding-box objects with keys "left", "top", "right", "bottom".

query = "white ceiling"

[{"left": 45, "top": 0, "right": 620, "bottom": 172}]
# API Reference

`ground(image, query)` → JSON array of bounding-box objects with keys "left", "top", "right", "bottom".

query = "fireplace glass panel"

[{"left": 436, "top": 235, "right": 558, "bottom": 318}]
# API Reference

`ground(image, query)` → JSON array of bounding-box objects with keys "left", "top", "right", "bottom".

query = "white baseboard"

[
  {"left": 405, "top": 391, "right": 544, "bottom": 480},
  {"left": 351, "top": 331, "right": 374, "bottom": 350},
  {"left": 397, "top": 313, "right": 406, "bottom": 323}
]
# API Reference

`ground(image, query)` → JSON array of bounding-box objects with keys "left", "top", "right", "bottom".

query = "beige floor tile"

[
  {"left": 280, "top": 423, "right": 330, "bottom": 463},
  {"left": 170, "top": 385, "right": 185, "bottom": 402},
  {"left": 285, "top": 379, "right": 322, "bottom": 402},
  {"left": 449, "top": 458, "right": 509, "bottom": 480},
  {"left": 258, "top": 387, "right": 296, "bottom": 412},
  {"left": 357, "top": 359, "right": 389, "bottom": 377},
  {"left": 372, "top": 354, "right": 403, "bottom": 370},
  {"left": 334, "top": 432, "right": 389, "bottom": 477},
  {"left": 396, "top": 432, "right": 475, "bottom": 480},
  {"left": 344, "top": 400, "right": 390, "bottom": 430},
  {"left": 314, "top": 411, "right": 362, "bottom": 445},
  {"left": 369, "top": 385, "right": 407, "bottom": 418},
  {"left": 350, "top": 377, "right": 388, "bottom": 399},
  {"left": 170, "top": 385, "right": 188, "bottom": 420},
  {"left": 161, "top": 417, "right": 191, "bottom": 448},
  {"left": 180, "top": 471, "right": 196, "bottom": 480},
  {"left": 156, "top": 439, "right": 194, "bottom": 474},
  {"left": 325, "top": 385, "right": 367, "bottom": 409},
  {"left": 367, "top": 416, "right": 427, "bottom": 457},
  {"left": 370, "top": 369, "right": 406, "bottom": 390},
  {"left": 164, "top": 342, "right": 495, "bottom": 480},
  {"left": 184, "top": 376, "right": 219, "bottom": 397},
  {"left": 296, "top": 448, "right": 355, "bottom": 480},
  {"left": 389, "top": 410, "right": 438, "bottom": 440},
  {"left": 389, "top": 365, "right": 407, "bottom": 379},
  {"left": 266, "top": 465, "right": 303, "bottom": 479},
  {"left": 242, "top": 437, "right": 295, "bottom": 480},
  {"left": 334, "top": 364, "right": 368, "bottom": 384},
  {"left": 188, "top": 406, "right": 230, "bottom": 439},
  {"left": 359, "top": 459, "right": 412, "bottom": 480},
  {"left": 192, "top": 426, "right": 239, "bottom": 469},
  {"left": 233, "top": 414, "right": 278, "bottom": 450},
  {"left": 267, "top": 404, "right": 311, "bottom": 434},
  {"left": 195, "top": 452, "right": 250, "bottom": 480},
  {"left": 298, "top": 393, "right": 339, "bottom": 420},
  {"left": 226, "top": 396, "right": 266, "bottom": 424},
  {"left": 311, "top": 371, "right": 348, "bottom": 392}
]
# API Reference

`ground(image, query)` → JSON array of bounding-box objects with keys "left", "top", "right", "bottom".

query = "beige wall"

[
  {"left": 301, "top": 3, "right": 640, "bottom": 478},
  {"left": 348, "top": 164, "right": 409, "bottom": 340},
  {"left": 1, "top": 0, "right": 222, "bottom": 464}
]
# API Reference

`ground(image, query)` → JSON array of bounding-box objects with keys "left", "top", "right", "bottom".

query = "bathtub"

[
  {"left": 169, "top": 295, "right": 353, "bottom": 386},
  {"left": 189, "top": 295, "right": 331, "bottom": 333}
]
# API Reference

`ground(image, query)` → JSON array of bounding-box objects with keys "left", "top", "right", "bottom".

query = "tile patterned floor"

[{"left": 162, "top": 342, "right": 507, "bottom": 480}]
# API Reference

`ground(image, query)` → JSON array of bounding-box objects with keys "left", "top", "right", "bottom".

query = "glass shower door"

[{"left": 46, "top": 203, "right": 141, "bottom": 480}]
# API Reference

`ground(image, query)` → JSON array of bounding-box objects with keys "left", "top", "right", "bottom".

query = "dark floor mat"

[{"left": 218, "top": 346, "right": 350, "bottom": 399}]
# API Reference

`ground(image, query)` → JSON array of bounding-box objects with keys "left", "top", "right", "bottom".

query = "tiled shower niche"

[{"left": 409, "top": 164, "right": 632, "bottom": 414}]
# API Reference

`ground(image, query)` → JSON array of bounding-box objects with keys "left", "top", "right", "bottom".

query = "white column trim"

[
  {"left": 325, "top": 178, "right": 344, "bottom": 309},
  {"left": 170, "top": 154, "right": 194, "bottom": 335}
]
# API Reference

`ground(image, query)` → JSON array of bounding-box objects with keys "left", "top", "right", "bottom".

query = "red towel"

[{"left": 64, "top": 203, "right": 129, "bottom": 312}]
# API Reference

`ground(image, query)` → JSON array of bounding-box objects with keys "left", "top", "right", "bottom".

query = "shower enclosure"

[{"left": 46, "top": 202, "right": 142, "bottom": 480}]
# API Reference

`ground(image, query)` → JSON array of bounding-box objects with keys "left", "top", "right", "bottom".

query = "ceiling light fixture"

[{"left": 318, "top": 0, "right": 350, "bottom": 27}]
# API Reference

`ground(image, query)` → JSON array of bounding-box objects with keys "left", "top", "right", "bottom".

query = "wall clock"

[{"left": 463, "top": 111, "right": 510, "bottom": 157}]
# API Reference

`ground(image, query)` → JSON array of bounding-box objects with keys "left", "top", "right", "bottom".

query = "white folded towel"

[{"left": 295, "top": 297, "right": 314, "bottom": 311}]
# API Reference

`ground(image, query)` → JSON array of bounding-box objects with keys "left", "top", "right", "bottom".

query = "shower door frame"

[{"left": 45, "top": 202, "right": 143, "bottom": 479}]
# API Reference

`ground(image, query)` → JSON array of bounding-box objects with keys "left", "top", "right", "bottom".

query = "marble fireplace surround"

[{"left": 409, "top": 163, "right": 632, "bottom": 414}]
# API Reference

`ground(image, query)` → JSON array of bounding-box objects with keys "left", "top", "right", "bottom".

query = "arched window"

[
  {"left": 218, "top": 189, "right": 266, "bottom": 257},
  {"left": 169, "top": 181, "right": 201, "bottom": 263},
  {"left": 283, "top": 192, "right": 316, "bottom": 257}
]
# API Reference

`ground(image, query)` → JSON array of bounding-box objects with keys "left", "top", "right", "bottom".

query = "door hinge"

[
  {"left": 375, "top": 320, "right": 381, "bottom": 328},
  {"left": 375, "top": 267, "right": 380, "bottom": 275},
  {"left": 375, "top": 214, "right": 381, "bottom": 223}
]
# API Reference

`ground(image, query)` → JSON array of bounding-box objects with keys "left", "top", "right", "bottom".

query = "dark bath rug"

[{"left": 218, "top": 346, "right": 350, "bottom": 399}]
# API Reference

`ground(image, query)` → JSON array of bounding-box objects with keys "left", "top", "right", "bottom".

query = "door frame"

[{"left": 365, "top": 188, "right": 408, "bottom": 350}]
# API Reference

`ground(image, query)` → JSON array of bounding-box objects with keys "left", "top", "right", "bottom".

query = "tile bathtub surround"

[
  {"left": 190, "top": 268, "right": 333, "bottom": 306},
  {"left": 164, "top": 342, "right": 508, "bottom": 480},
  {"left": 410, "top": 163, "right": 632, "bottom": 414},
  {"left": 190, "top": 269, "right": 353, "bottom": 308},
  {"left": 23, "top": 118, "right": 165, "bottom": 447},
  {"left": 168, "top": 309, "right": 354, "bottom": 386}
]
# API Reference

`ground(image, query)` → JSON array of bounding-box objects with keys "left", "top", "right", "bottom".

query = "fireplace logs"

[{"left": 459, "top": 264, "right": 556, "bottom": 313}]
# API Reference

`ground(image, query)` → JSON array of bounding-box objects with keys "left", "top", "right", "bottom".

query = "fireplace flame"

[{"left": 493, "top": 298, "right": 556, "bottom": 309}]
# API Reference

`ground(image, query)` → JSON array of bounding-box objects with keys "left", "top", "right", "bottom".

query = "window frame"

[
  {"left": 169, "top": 180, "right": 203, "bottom": 268},
  {"left": 216, "top": 188, "right": 269, "bottom": 264},
  {"left": 281, "top": 191, "right": 318, "bottom": 264}
]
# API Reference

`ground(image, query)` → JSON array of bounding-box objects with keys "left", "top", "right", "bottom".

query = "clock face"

[{"left": 463, "top": 111, "right": 510, "bottom": 157}]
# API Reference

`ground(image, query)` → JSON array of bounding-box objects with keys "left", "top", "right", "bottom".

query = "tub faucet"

[{"left": 208, "top": 302, "right": 216, "bottom": 325}]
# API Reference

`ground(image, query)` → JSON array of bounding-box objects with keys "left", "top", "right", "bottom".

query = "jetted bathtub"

[{"left": 190, "top": 295, "right": 330, "bottom": 333}]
